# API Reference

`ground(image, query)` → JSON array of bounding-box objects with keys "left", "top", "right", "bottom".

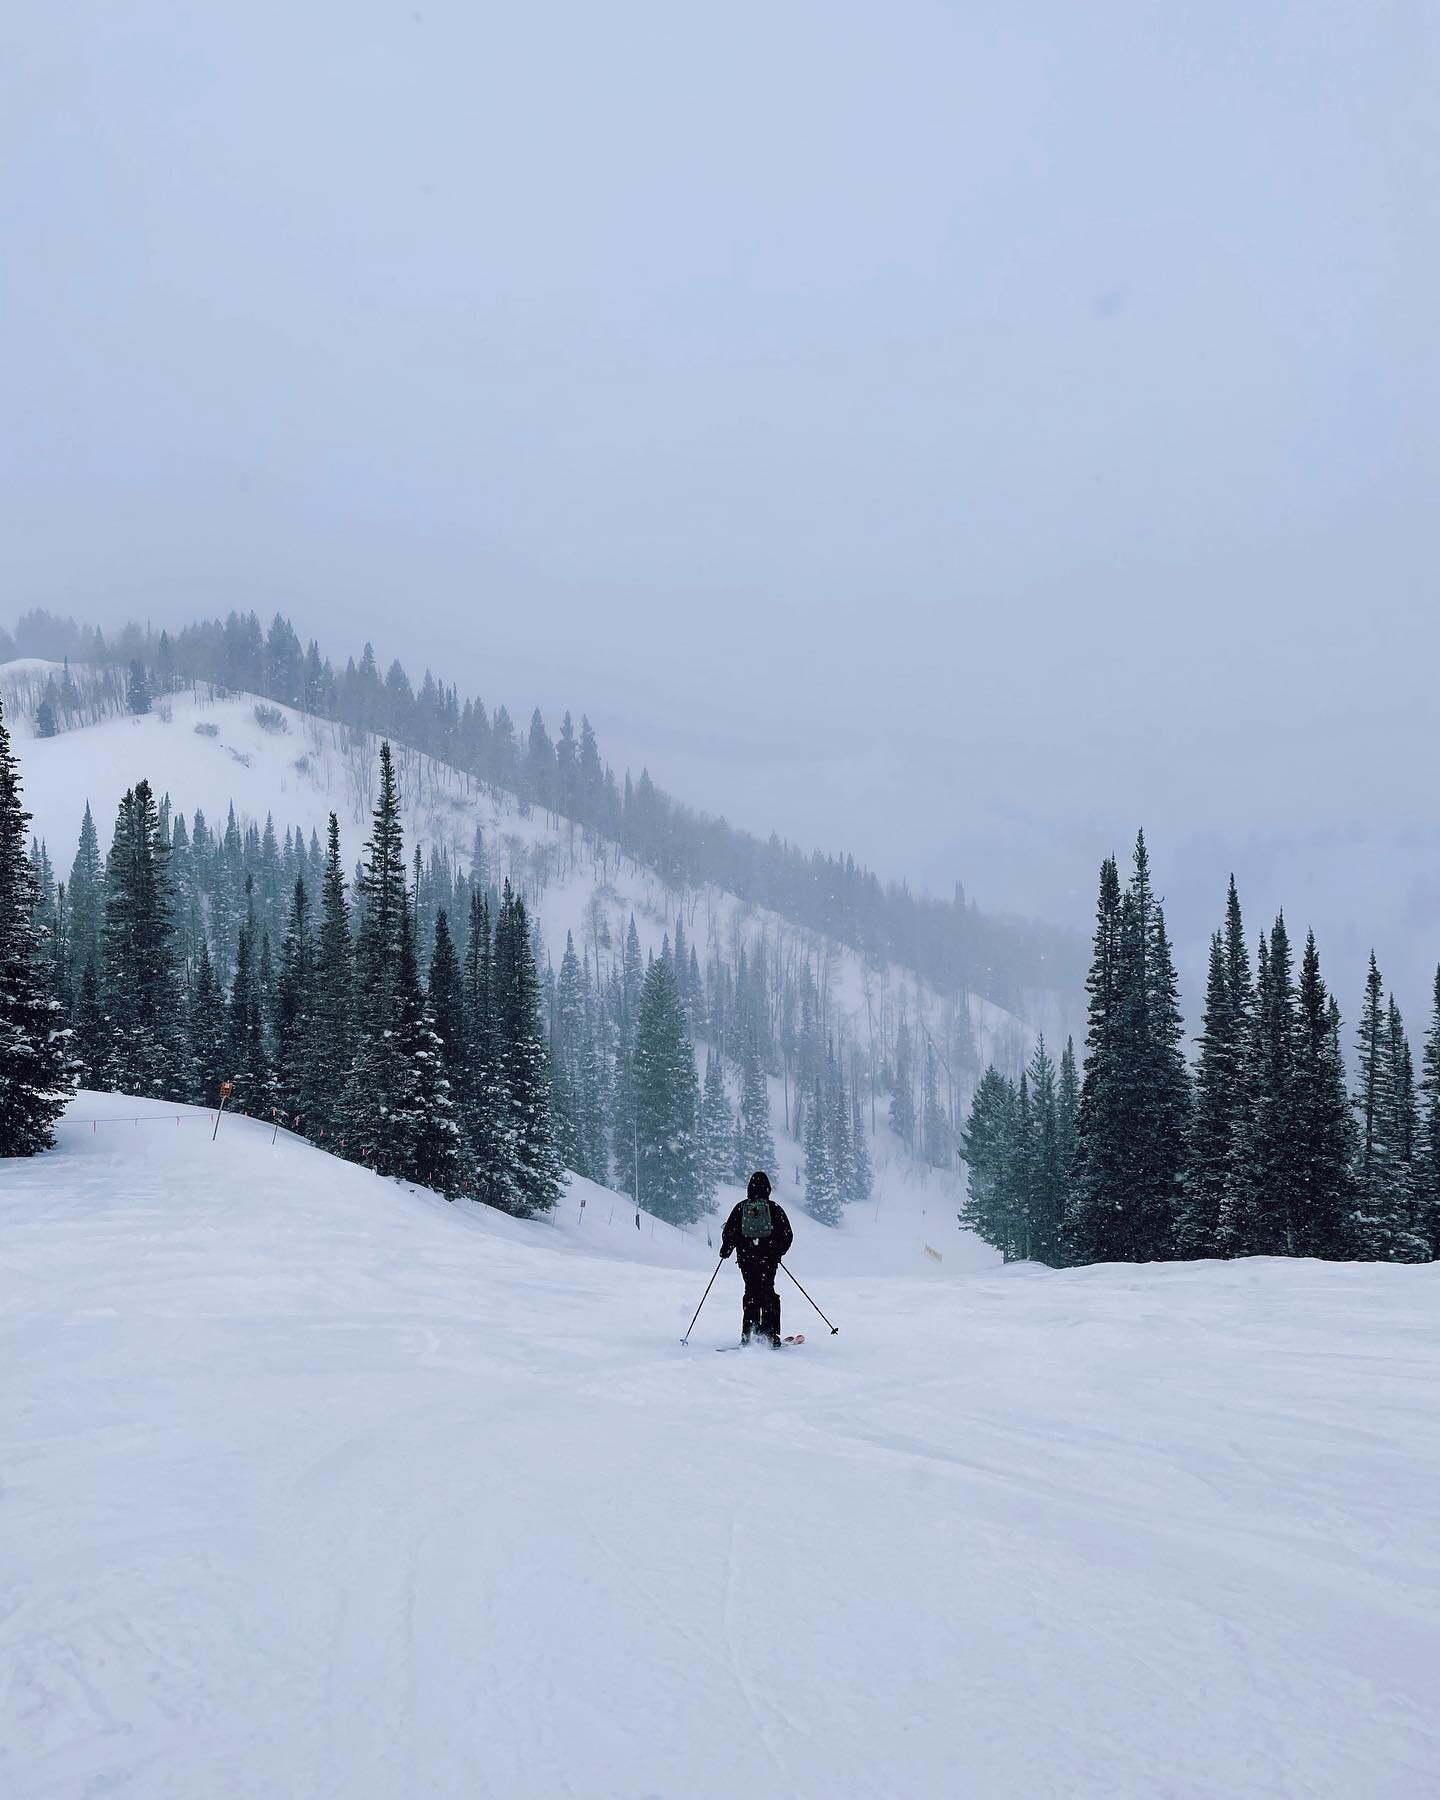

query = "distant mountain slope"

[{"left": 9, "top": 671, "right": 1052, "bottom": 1244}]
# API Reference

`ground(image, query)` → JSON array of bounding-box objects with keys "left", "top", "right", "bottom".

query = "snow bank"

[{"left": 4, "top": 1100, "right": 1437, "bottom": 1798}]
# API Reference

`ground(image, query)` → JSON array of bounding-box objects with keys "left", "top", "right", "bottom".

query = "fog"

[{"left": 3, "top": 2, "right": 1436, "bottom": 1021}]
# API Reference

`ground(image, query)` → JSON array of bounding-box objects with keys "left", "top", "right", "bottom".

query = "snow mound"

[{"left": 4, "top": 1099, "right": 1437, "bottom": 1798}]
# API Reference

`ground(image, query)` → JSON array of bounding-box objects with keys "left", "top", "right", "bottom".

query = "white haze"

[{"left": 2, "top": 2, "right": 1436, "bottom": 1023}]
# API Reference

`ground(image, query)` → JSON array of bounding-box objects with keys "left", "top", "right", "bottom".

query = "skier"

[{"left": 720, "top": 1171, "right": 793, "bottom": 1346}]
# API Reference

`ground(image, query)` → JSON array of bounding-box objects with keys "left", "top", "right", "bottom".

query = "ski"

[{"left": 714, "top": 1334, "right": 805, "bottom": 1352}]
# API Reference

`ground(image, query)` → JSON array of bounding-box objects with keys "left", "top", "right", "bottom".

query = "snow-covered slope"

[
  {"left": 4, "top": 1102, "right": 1438, "bottom": 1799},
  {"left": 9, "top": 674, "right": 1045, "bottom": 1255}
]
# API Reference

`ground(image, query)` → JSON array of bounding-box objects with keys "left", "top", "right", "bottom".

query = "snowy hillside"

[
  {"left": 7, "top": 670, "right": 1045, "bottom": 1248},
  {"left": 4, "top": 1100, "right": 1437, "bottom": 1799}
]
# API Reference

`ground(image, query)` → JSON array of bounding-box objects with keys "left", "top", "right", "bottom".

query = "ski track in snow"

[{"left": 3, "top": 1099, "right": 1439, "bottom": 1799}]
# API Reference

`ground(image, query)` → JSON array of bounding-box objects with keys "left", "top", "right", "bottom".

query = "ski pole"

[
  {"left": 780, "top": 1263, "right": 839, "bottom": 1334},
  {"left": 682, "top": 1258, "right": 724, "bottom": 1344}
]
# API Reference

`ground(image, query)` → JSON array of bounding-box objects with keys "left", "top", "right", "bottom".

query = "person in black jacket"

[{"left": 720, "top": 1170, "right": 793, "bottom": 1346}]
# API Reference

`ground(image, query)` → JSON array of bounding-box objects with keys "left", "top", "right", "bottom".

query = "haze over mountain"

[{"left": 4, "top": 3, "right": 1436, "bottom": 1026}]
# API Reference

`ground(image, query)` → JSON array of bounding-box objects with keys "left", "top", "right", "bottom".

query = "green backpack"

[{"left": 741, "top": 1196, "right": 773, "bottom": 1241}]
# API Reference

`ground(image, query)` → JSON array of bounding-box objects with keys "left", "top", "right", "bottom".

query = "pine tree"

[
  {"left": 700, "top": 1047, "right": 733, "bottom": 1189},
  {"left": 340, "top": 744, "right": 414, "bottom": 1175},
  {"left": 631, "top": 952, "right": 706, "bottom": 1223},
  {"left": 735, "top": 1022, "right": 775, "bottom": 1176},
  {"left": 492, "top": 883, "right": 563, "bottom": 1215},
  {"left": 804, "top": 1070, "right": 843, "bottom": 1225},
  {"left": 67, "top": 801, "right": 104, "bottom": 1004},
  {"left": 100, "top": 780, "right": 188, "bottom": 1099},
  {"left": 306, "top": 814, "right": 355, "bottom": 1144},
  {"left": 272, "top": 877, "right": 315, "bottom": 1126},
  {"left": 1384, "top": 997, "right": 1427, "bottom": 1262},
  {"left": 921, "top": 1035, "right": 949, "bottom": 1167},
  {"left": 226, "top": 917, "right": 272, "bottom": 1116},
  {"left": 1056, "top": 1036, "right": 1079, "bottom": 1213},
  {"left": 550, "top": 931, "right": 592, "bottom": 1177},
  {"left": 126, "top": 660, "right": 151, "bottom": 715},
  {"left": 1419, "top": 967, "right": 1440, "bottom": 1257},
  {"left": 1065, "top": 856, "right": 1124, "bottom": 1263},
  {"left": 188, "top": 940, "right": 228, "bottom": 1108},
  {"left": 1177, "top": 932, "right": 1235, "bottom": 1255},
  {"left": 72, "top": 957, "right": 106, "bottom": 1089},
  {"left": 1024, "top": 1036, "right": 1067, "bottom": 1264},
  {"left": 427, "top": 910, "right": 467, "bottom": 1086},
  {"left": 1288, "top": 931, "right": 1355, "bottom": 1258},
  {"left": 1068, "top": 837, "right": 1188, "bottom": 1264},
  {"left": 1351, "top": 955, "right": 1428, "bottom": 1260},
  {"left": 827, "top": 1048, "right": 856, "bottom": 1205},
  {"left": 889, "top": 1014, "right": 915, "bottom": 1151},
  {"left": 1221, "top": 914, "right": 1301, "bottom": 1256},
  {"left": 462, "top": 888, "right": 514, "bottom": 1208},
  {"left": 0, "top": 696, "right": 74, "bottom": 1153},
  {"left": 394, "top": 912, "right": 465, "bottom": 1197},
  {"left": 961, "top": 1067, "right": 1023, "bottom": 1258},
  {"left": 849, "top": 1074, "right": 873, "bottom": 1205}
]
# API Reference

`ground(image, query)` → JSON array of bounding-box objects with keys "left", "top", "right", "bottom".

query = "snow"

[
  {"left": 5, "top": 1099, "right": 1438, "bottom": 1798},
  {"left": 7, "top": 672, "right": 1050, "bottom": 1079}
]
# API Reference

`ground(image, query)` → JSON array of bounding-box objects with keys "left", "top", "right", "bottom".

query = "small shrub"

[
  {"left": 292, "top": 754, "right": 311, "bottom": 775},
  {"left": 253, "top": 704, "right": 288, "bottom": 734},
  {"left": 194, "top": 721, "right": 219, "bottom": 738}
]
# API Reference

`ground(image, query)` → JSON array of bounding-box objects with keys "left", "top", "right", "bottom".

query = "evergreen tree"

[
  {"left": 1420, "top": 967, "right": 1440, "bottom": 1257},
  {"left": 921, "top": 1035, "right": 949, "bottom": 1167},
  {"left": 961, "top": 1067, "right": 1023, "bottom": 1258},
  {"left": 1068, "top": 836, "right": 1189, "bottom": 1264},
  {"left": 188, "top": 940, "right": 228, "bottom": 1107},
  {"left": 126, "top": 660, "right": 152, "bottom": 715},
  {"left": 67, "top": 801, "right": 104, "bottom": 1003},
  {"left": 427, "top": 910, "right": 467, "bottom": 1085},
  {"left": 631, "top": 952, "right": 707, "bottom": 1223},
  {"left": 492, "top": 883, "right": 563, "bottom": 1215},
  {"left": 1056, "top": 1036, "right": 1079, "bottom": 1206},
  {"left": 272, "top": 877, "right": 315, "bottom": 1126},
  {"left": 0, "top": 697, "right": 73, "bottom": 1153},
  {"left": 848, "top": 1078, "right": 873, "bottom": 1205},
  {"left": 340, "top": 744, "right": 414, "bottom": 1174},
  {"left": 1177, "top": 932, "right": 1235, "bottom": 1255},
  {"left": 462, "top": 889, "right": 513, "bottom": 1207},
  {"left": 306, "top": 814, "right": 355, "bottom": 1143},
  {"left": 226, "top": 917, "right": 272, "bottom": 1115},
  {"left": 1065, "top": 856, "right": 1125, "bottom": 1263},
  {"left": 1025, "top": 1036, "right": 1067, "bottom": 1264},
  {"left": 735, "top": 1022, "right": 775, "bottom": 1176},
  {"left": 700, "top": 1047, "right": 733, "bottom": 1190},
  {"left": 72, "top": 957, "right": 106, "bottom": 1089},
  {"left": 827, "top": 1048, "right": 857, "bottom": 1204},
  {"left": 804, "top": 1070, "right": 843, "bottom": 1225},
  {"left": 394, "top": 912, "right": 466, "bottom": 1197},
  {"left": 889, "top": 1014, "right": 915, "bottom": 1151},
  {"left": 100, "top": 780, "right": 188, "bottom": 1099},
  {"left": 550, "top": 931, "right": 592, "bottom": 1177},
  {"left": 1351, "top": 955, "right": 1428, "bottom": 1261},
  {"left": 1221, "top": 914, "right": 1301, "bottom": 1256},
  {"left": 1288, "top": 931, "right": 1355, "bottom": 1258}
]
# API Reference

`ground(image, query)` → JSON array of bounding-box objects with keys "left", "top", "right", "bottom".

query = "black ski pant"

[{"left": 739, "top": 1258, "right": 781, "bottom": 1343}]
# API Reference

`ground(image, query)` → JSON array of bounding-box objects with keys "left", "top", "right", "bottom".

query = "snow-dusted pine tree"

[{"left": 0, "top": 697, "right": 73, "bottom": 1154}]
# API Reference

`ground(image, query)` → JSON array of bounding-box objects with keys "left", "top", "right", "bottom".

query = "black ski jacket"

[{"left": 720, "top": 1198, "right": 793, "bottom": 1276}]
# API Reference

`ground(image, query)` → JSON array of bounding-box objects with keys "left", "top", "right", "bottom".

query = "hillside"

[
  {"left": 6, "top": 667, "right": 1058, "bottom": 1255},
  {"left": 4, "top": 1098, "right": 1437, "bottom": 1799}
]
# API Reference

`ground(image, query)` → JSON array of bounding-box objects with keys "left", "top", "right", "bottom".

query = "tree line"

[
  {"left": 4, "top": 690, "right": 884, "bottom": 1229},
  {"left": 2, "top": 605, "right": 1085, "bottom": 1016},
  {"left": 961, "top": 832, "right": 1440, "bottom": 1266}
]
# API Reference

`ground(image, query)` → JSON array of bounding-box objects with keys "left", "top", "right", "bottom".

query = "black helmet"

[{"left": 746, "top": 1170, "right": 772, "bottom": 1201}]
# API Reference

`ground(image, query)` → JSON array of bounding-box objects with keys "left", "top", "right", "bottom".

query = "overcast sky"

[{"left": 3, "top": 2, "right": 1437, "bottom": 1020}]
